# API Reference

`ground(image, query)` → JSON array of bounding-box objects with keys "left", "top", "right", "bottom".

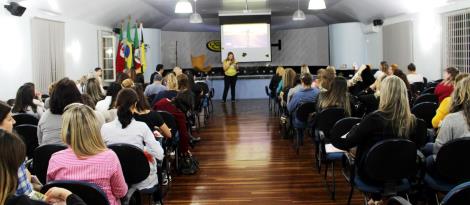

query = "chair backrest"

[
  {"left": 295, "top": 102, "right": 316, "bottom": 122},
  {"left": 411, "top": 102, "right": 438, "bottom": 128},
  {"left": 209, "top": 88, "right": 215, "bottom": 98},
  {"left": 33, "top": 144, "right": 67, "bottom": 184},
  {"left": 157, "top": 110, "right": 178, "bottom": 137},
  {"left": 108, "top": 143, "right": 150, "bottom": 185},
  {"left": 41, "top": 180, "right": 109, "bottom": 205},
  {"left": 435, "top": 137, "right": 470, "bottom": 183},
  {"left": 363, "top": 139, "right": 417, "bottom": 182},
  {"left": 12, "top": 113, "right": 39, "bottom": 126},
  {"left": 314, "top": 108, "right": 346, "bottom": 139},
  {"left": 265, "top": 86, "right": 270, "bottom": 97},
  {"left": 441, "top": 181, "right": 470, "bottom": 205},
  {"left": 422, "top": 87, "right": 436, "bottom": 95},
  {"left": 414, "top": 93, "right": 438, "bottom": 105},
  {"left": 412, "top": 82, "right": 425, "bottom": 93},
  {"left": 14, "top": 124, "right": 39, "bottom": 159},
  {"left": 196, "top": 82, "right": 209, "bottom": 95},
  {"left": 329, "top": 117, "right": 361, "bottom": 139}
]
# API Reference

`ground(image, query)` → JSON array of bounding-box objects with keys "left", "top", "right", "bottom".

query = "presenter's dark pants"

[{"left": 223, "top": 75, "right": 237, "bottom": 101}]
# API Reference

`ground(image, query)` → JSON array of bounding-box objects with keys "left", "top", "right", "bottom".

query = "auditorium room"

[{"left": 1, "top": 0, "right": 470, "bottom": 204}]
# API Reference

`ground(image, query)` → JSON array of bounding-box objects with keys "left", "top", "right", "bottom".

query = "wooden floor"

[{"left": 164, "top": 99, "right": 363, "bottom": 205}]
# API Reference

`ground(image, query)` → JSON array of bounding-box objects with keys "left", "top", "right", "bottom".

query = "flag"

[
  {"left": 115, "top": 23, "right": 125, "bottom": 73},
  {"left": 133, "top": 23, "right": 141, "bottom": 73},
  {"left": 140, "top": 23, "right": 147, "bottom": 73},
  {"left": 124, "top": 19, "right": 133, "bottom": 70}
]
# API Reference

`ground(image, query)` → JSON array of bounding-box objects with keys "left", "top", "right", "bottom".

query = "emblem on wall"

[{"left": 206, "top": 40, "right": 221, "bottom": 52}]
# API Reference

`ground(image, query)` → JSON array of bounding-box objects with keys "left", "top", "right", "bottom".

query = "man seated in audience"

[
  {"left": 406, "top": 63, "right": 424, "bottom": 84},
  {"left": 144, "top": 73, "right": 167, "bottom": 98},
  {"left": 287, "top": 73, "right": 320, "bottom": 127},
  {"left": 150, "top": 64, "right": 165, "bottom": 83}
]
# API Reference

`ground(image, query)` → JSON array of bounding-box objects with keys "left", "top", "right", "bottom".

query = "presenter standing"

[{"left": 222, "top": 52, "right": 238, "bottom": 103}]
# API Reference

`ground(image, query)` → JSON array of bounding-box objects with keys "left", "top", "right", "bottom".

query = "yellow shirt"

[
  {"left": 223, "top": 60, "right": 237, "bottom": 76},
  {"left": 432, "top": 97, "right": 451, "bottom": 128}
]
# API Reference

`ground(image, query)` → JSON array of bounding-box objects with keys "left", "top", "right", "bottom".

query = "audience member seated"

[
  {"left": 80, "top": 94, "right": 105, "bottom": 126},
  {"left": 300, "top": 64, "right": 310, "bottom": 74},
  {"left": 47, "top": 103, "right": 127, "bottom": 205},
  {"left": 76, "top": 75, "right": 88, "bottom": 94},
  {"left": 287, "top": 73, "right": 320, "bottom": 127},
  {"left": 318, "top": 67, "right": 336, "bottom": 92},
  {"left": 374, "top": 61, "right": 390, "bottom": 79},
  {"left": 406, "top": 63, "right": 424, "bottom": 84},
  {"left": 357, "top": 75, "right": 386, "bottom": 115},
  {"left": 96, "top": 82, "right": 122, "bottom": 122},
  {"left": 44, "top": 82, "right": 56, "bottom": 110},
  {"left": 144, "top": 73, "right": 167, "bottom": 97},
  {"left": 132, "top": 84, "right": 172, "bottom": 138},
  {"left": 286, "top": 75, "right": 302, "bottom": 105},
  {"left": 173, "top": 66, "right": 183, "bottom": 76},
  {"left": 154, "top": 97, "right": 198, "bottom": 175},
  {"left": 331, "top": 75, "right": 426, "bottom": 187},
  {"left": 152, "top": 73, "right": 179, "bottom": 106},
  {"left": 101, "top": 88, "right": 164, "bottom": 190},
  {"left": 278, "top": 68, "right": 296, "bottom": 107},
  {"left": 317, "top": 76, "right": 352, "bottom": 116},
  {"left": 85, "top": 77, "right": 105, "bottom": 105},
  {"left": 150, "top": 64, "right": 165, "bottom": 83},
  {"left": 393, "top": 68, "right": 416, "bottom": 101},
  {"left": 121, "top": 78, "right": 135, "bottom": 88},
  {"left": 433, "top": 76, "right": 470, "bottom": 154},
  {"left": 176, "top": 74, "right": 195, "bottom": 112},
  {"left": 348, "top": 65, "right": 376, "bottom": 95},
  {"left": 269, "top": 66, "right": 284, "bottom": 96},
  {"left": 435, "top": 67, "right": 459, "bottom": 103},
  {"left": 0, "top": 102, "right": 35, "bottom": 197},
  {"left": 38, "top": 78, "right": 82, "bottom": 145},
  {"left": 431, "top": 73, "right": 470, "bottom": 128},
  {"left": 0, "top": 129, "right": 86, "bottom": 205},
  {"left": 12, "top": 84, "right": 45, "bottom": 119}
]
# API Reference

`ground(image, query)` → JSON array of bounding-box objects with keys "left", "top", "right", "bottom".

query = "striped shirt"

[{"left": 47, "top": 148, "right": 128, "bottom": 205}]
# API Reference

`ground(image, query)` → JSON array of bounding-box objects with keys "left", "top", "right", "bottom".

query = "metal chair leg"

[{"left": 347, "top": 185, "right": 354, "bottom": 205}]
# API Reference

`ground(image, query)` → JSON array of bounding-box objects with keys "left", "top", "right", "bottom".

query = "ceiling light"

[
  {"left": 190, "top": 0, "right": 202, "bottom": 23},
  {"left": 292, "top": 0, "right": 305, "bottom": 21},
  {"left": 292, "top": 10, "right": 306, "bottom": 21},
  {"left": 190, "top": 13, "right": 203, "bottom": 23},
  {"left": 308, "top": 0, "right": 326, "bottom": 10},
  {"left": 175, "top": 0, "right": 193, "bottom": 14}
]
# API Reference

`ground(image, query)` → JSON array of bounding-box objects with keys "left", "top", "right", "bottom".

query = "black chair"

[
  {"left": 318, "top": 117, "right": 361, "bottom": 200},
  {"left": 423, "top": 77, "right": 428, "bottom": 86},
  {"left": 108, "top": 143, "right": 156, "bottom": 205},
  {"left": 41, "top": 94, "right": 49, "bottom": 100},
  {"left": 424, "top": 137, "right": 470, "bottom": 204},
  {"left": 147, "top": 94, "right": 157, "bottom": 106},
  {"left": 208, "top": 88, "right": 215, "bottom": 113},
  {"left": 14, "top": 124, "right": 39, "bottom": 159},
  {"left": 413, "top": 93, "right": 438, "bottom": 106},
  {"left": 441, "top": 181, "right": 470, "bottom": 205},
  {"left": 265, "top": 86, "right": 273, "bottom": 112},
  {"left": 157, "top": 111, "right": 180, "bottom": 177},
  {"left": 313, "top": 108, "right": 346, "bottom": 173},
  {"left": 412, "top": 82, "right": 425, "bottom": 93},
  {"left": 41, "top": 180, "right": 109, "bottom": 205},
  {"left": 344, "top": 139, "right": 418, "bottom": 205},
  {"left": 12, "top": 113, "right": 39, "bottom": 126},
  {"left": 293, "top": 102, "right": 316, "bottom": 154},
  {"left": 32, "top": 144, "right": 67, "bottom": 184},
  {"left": 411, "top": 102, "right": 438, "bottom": 128},
  {"left": 422, "top": 87, "right": 436, "bottom": 95}
]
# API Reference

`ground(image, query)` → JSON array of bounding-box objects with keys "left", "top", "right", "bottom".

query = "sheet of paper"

[{"left": 325, "top": 143, "right": 346, "bottom": 153}]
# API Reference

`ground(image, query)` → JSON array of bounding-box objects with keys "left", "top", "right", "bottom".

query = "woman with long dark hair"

[
  {"left": 12, "top": 84, "right": 45, "bottom": 119},
  {"left": 222, "top": 52, "right": 238, "bottom": 103},
  {"left": 100, "top": 88, "right": 164, "bottom": 193}
]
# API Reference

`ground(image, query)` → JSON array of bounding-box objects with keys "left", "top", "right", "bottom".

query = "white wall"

[
  {"left": 0, "top": 4, "right": 113, "bottom": 99},
  {"left": 383, "top": 1, "right": 470, "bottom": 81},
  {"left": 329, "top": 23, "right": 367, "bottom": 69}
]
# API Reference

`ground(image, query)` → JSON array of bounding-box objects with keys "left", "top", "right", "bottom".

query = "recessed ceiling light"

[
  {"left": 308, "top": 0, "right": 326, "bottom": 10},
  {"left": 175, "top": 0, "right": 193, "bottom": 14}
]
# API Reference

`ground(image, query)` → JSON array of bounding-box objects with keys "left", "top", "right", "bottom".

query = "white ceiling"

[{"left": 13, "top": 0, "right": 465, "bottom": 31}]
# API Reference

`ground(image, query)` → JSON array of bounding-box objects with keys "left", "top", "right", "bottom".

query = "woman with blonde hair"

[
  {"left": 269, "top": 66, "right": 284, "bottom": 95},
  {"left": 85, "top": 77, "right": 105, "bottom": 105},
  {"left": 277, "top": 68, "right": 296, "bottom": 106},
  {"left": 317, "top": 76, "right": 352, "bottom": 116},
  {"left": 300, "top": 64, "right": 310, "bottom": 74},
  {"left": 47, "top": 103, "right": 127, "bottom": 205},
  {"left": 332, "top": 75, "right": 426, "bottom": 187}
]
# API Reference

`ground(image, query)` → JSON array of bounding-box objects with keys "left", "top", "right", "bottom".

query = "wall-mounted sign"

[{"left": 206, "top": 40, "right": 221, "bottom": 52}]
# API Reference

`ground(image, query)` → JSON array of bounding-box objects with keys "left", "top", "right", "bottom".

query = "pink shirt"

[{"left": 47, "top": 148, "right": 128, "bottom": 205}]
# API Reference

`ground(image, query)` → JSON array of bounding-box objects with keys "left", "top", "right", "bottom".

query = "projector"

[
  {"left": 4, "top": 2, "right": 26, "bottom": 17},
  {"left": 219, "top": 10, "right": 271, "bottom": 16}
]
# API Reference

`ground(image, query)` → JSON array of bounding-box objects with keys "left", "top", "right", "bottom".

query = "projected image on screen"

[{"left": 221, "top": 23, "right": 271, "bottom": 62}]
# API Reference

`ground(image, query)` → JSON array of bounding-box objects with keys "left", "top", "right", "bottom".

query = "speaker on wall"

[
  {"left": 4, "top": 2, "right": 26, "bottom": 17},
  {"left": 373, "top": 19, "right": 383, "bottom": 26}
]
